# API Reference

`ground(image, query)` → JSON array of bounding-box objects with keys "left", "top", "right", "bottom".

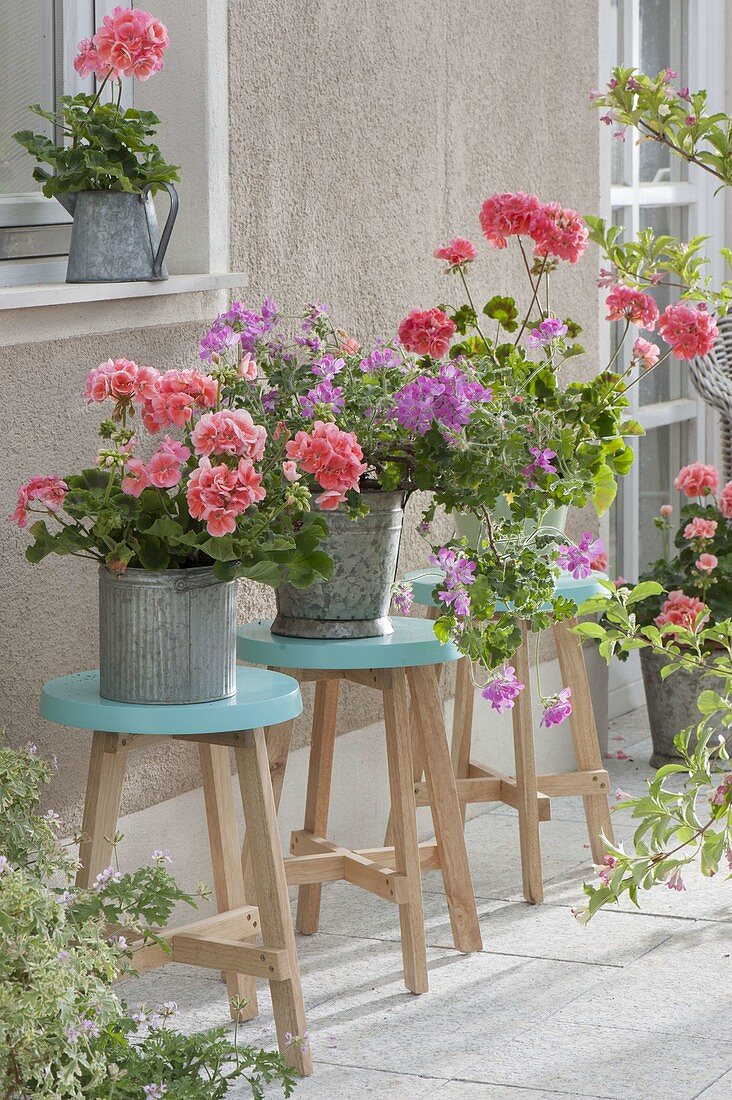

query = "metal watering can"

[{"left": 55, "top": 182, "right": 179, "bottom": 283}]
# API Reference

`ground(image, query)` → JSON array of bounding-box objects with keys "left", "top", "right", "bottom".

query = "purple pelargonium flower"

[
  {"left": 540, "top": 687, "right": 573, "bottom": 728},
  {"left": 198, "top": 324, "right": 239, "bottom": 362},
  {"left": 262, "top": 388, "right": 281, "bottom": 413},
  {"left": 439, "top": 586, "right": 471, "bottom": 617},
  {"left": 359, "top": 345, "right": 402, "bottom": 374},
  {"left": 392, "top": 363, "right": 492, "bottom": 438},
  {"left": 391, "top": 580, "right": 414, "bottom": 615},
  {"left": 557, "top": 532, "right": 605, "bottom": 580},
  {"left": 526, "top": 317, "right": 568, "bottom": 349},
  {"left": 522, "top": 446, "right": 557, "bottom": 485},
  {"left": 429, "top": 547, "right": 477, "bottom": 589},
  {"left": 481, "top": 665, "right": 525, "bottom": 714},
  {"left": 299, "top": 381, "right": 345, "bottom": 418},
  {"left": 311, "top": 354, "right": 345, "bottom": 381}
]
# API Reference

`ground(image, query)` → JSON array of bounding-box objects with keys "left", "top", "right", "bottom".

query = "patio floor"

[{"left": 120, "top": 707, "right": 732, "bottom": 1099}]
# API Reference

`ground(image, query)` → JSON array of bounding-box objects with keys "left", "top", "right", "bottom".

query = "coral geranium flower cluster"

[
  {"left": 285, "top": 422, "right": 367, "bottom": 510},
  {"left": 74, "top": 6, "right": 169, "bottom": 82},
  {"left": 478, "top": 191, "right": 588, "bottom": 264}
]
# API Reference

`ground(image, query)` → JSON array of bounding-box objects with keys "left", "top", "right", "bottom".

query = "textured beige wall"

[{"left": 0, "top": 0, "right": 600, "bottom": 828}]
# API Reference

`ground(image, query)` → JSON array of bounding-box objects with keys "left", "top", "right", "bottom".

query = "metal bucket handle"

[{"left": 141, "top": 182, "right": 179, "bottom": 280}]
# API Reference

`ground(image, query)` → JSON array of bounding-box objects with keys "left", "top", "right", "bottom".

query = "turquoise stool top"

[
  {"left": 405, "top": 569, "right": 609, "bottom": 612},
  {"left": 41, "top": 667, "right": 302, "bottom": 736},
  {"left": 237, "top": 616, "right": 460, "bottom": 670}
]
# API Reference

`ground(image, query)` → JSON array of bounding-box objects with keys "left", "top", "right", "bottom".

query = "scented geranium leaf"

[
  {"left": 482, "top": 295, "right": 519, "bottom": 332},
  {"left": 591, "top": 462, "right": 617, "bottom": 515},
  {"left": 451, "top": 303, "right": 478, "bottom": 334}
]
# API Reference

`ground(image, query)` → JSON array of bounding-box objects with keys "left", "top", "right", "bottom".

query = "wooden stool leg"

[
  {"left": 383, "top": 699, "right": 422, "bottom": 846},
  {"left": 451, "top": 657, "right": 475, "bottom": 825},
  {"left": 554, "top": 618, "right": 615, "bottom": 862},
  {"left": 408, "top": 665, "right": 482, "bottom": 953},
  {"left": 382, "top": 667, "right": 429, "bottom": 994},
  {"left": 511, "top": 625, "right": 544, "bottom": 904},
  {"left": 199, "top": 743, "right": 259, "bottom": 1022},
  {"left": 296, "top": 677, "right": 340, "bottom": 934},
  {"left": 241, "top": 715, "right": 296, "bottom": 902},
  {"left": 76, "top": 731, "right": 129, "bottom": 888},
  {"left": 235, "top": 730, "right": 313, "bottom": 1076}
]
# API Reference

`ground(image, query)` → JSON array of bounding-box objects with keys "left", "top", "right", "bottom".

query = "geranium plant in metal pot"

[
  {"left": 13, "top": 7, "right": 179, "bottom": 283},
  {"left": 10, "top": 352, "right": 332, "bottom": 704}
]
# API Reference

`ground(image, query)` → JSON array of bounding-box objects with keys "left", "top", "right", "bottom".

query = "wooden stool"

[
  {"left": 405, "top": 571, "right": 614, "bottom": 905},
  {"left": 236, "top": 617, "right": 483, "bottom": 996},
  {"left": 40, "top": 667, "right": 313, "bottom": 1076}
]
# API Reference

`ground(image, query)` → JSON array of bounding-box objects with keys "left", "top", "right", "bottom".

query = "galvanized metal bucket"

[
  {"left": 640, "top": 647, "right": 726, "bottom": 768},
  {"left": 99, "top": 565, "right": 236, "bottom": 704},
  {"left": 58, "top": 184, "right": 178, "bottom": 283},
  {"left": 272, "top": 491, "right": 405, "bottom": 639}
]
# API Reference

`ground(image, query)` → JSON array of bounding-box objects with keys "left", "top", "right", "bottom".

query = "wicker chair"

[{"left": 689, "top": 313, "right": 732, "bottom": 477}]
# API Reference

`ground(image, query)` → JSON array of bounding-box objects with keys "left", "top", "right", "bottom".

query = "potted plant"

[
  {"left": 13, "top": 7, "right": 179, "bottom": 283},
  {"left": 605, "top": 464, "right": 731, "bottom": 765},
  {"left": 10, "top": 352, "right": 331, "bottom": 704}
]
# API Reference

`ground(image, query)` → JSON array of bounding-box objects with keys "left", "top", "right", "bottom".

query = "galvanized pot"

[
  {"left": 272, "top": 491, "right": 405, "bottom": 639},
  {"left": 56, "top": 184, "right": 178, "bottom": 283},
  {"left": 99, "top": 565, "right": 236, "bottom": 704},
  {"left": 640, "top": 647, "right": 725, "bottom": 768},
  {"left": 454, "top": 500, "right": 568, "bottom": 548}
]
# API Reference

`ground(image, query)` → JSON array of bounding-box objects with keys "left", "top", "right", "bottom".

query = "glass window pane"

[
  {"left": 609, "top": 0, "right": 630, "bottom": 186},
  {"left": 639, "top": 422, "right": 692, "bottom": 572},
  {"left": 638, "top": 205, "right": 689, "bottom": 404},
  {"left": 0, "top": 3, "right": 55, "bottom": 198},
  {"left": 639, "top": 0, "right": 688, "bottom": 183}
]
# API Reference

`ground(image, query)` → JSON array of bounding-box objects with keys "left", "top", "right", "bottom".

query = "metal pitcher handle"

[{"left": 142, "top": 182, "right": 179, "bottom": 280}]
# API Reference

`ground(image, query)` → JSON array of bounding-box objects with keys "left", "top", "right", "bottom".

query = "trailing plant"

[
  {"left": 0, "top": 742, "right": 297, "bottom": 1098},
  {"left": 572, "top": 583, "right": 732, "bottom": 920}
]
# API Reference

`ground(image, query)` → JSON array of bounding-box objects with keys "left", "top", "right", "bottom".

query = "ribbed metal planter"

[
  {"left": 272, "top": 491, "right": 405, "bottom": 639},
  {"left": 640, "top": 647, "right": 725, "bottom": 768},
  {"left": 99, "top": 566, "right": 237, "bottom": 704}
]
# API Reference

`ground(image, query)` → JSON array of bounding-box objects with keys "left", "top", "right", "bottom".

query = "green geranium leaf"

[{"left": 482, "top": 295, "right": 519, "bottom": 332}]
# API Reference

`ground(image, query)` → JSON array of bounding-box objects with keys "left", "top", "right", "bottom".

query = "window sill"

[{"left": 0, "top": 272, "right": 248, "bottom": 312}]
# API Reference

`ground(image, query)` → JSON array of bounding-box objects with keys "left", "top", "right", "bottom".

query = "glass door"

[{"left": 599, "top": 0, "right": 725, "bottom": 711}]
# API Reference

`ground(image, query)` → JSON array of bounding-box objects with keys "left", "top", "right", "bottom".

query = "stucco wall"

[{"left": 0, "top": 0, "right": 600, "bottom": 828}]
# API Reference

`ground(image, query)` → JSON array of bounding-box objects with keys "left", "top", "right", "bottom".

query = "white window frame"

[
  {"left": 599, "top": 0, "right": 726, "bottom": 714},
  {"left": 0, "top": 1, "right": 130, "bottom": 285}
]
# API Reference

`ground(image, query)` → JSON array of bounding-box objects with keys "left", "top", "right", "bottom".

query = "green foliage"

[
  {"left": 14, "top": 96, "right": 178, "bottom": 196},
  {"left": 0, "top": 744, "right": 296, "bottom": 1098}
]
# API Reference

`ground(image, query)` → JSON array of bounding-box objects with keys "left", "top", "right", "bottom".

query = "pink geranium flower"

[
  {"left": 315, "top": 489, "right": 347, "bottom": 510},
  {"left": 658, "top": 301, "right": 718, "bottom": 360},
  {"left": 142, "top": 369, "right": 218, "bottom": 432},
  {"left": 479, "top": 192, "right": 540, "bottom": 249},
  {"left": 631, "top": 336, "right": 661, "bottom": 370},
  {"left": 397, "top": 308, "right": 456, "bottom": 359},
  {"left": 696, "top": 553, "right": 718, "bottom": 573},
  {"left": 191, "top": 409, "right": 267, "bottom": 461},
  {"left": 282, "top": 460, "right": 301, "bottom": 483},
  {"left": 10, "top": 476, "right": 68, "bottom": 528},
  {"left": 655, "top": 590, "right": 709, "bottom": 632},
  {"left": 434, "top": 238, "right": 478, "bottom": 271},
  {"left": 92, "top": 7, "right": 169, "bottom": 82},
  {"left": 120, "top": 458, "right": 150, "bottom": 498},
  {"left": 683, "top": 517, "right": 717, "bottom": 541},
  {"left": 147, "top": 448, "right": 185, "bottom": 489},
  {"left": 285, "top": 420, "right": 366, "bottom": 505},
  {"left": 540, "top": 687, "right": 573, "bottom": 728},
  {"left": 720, "top": 481, "right": 732, "bottom": 519},
  {"left": 186, "top": 457, "right": 266, "bottom": 536},
  {"left": 530, "top": 202, "right": 589, "bottom": 265},
  {"left": 606, "top": 287, "right": 660, "bottom": 331},
  {"left": 674, "top": 462, "right": 719, "bottom": 498},
  {"left": 237, "top": 353, "right": 258, "bottom": 381}
]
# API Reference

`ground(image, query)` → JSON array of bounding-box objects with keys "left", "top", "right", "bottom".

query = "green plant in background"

[
  {"left": 573, "top": 582, "right": 732, "bottom": 921},
  {"left": 0, "top": 743, "right": 296, "bottom": 1098}
]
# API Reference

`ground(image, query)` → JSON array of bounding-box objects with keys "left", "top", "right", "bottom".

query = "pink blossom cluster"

[
  {"left": 657, "top": 301, "right": 718, "bottom": 360},
  {"left": 398, "top": 307, "right": 456, "bottom": 359},
  {"left": 631, "top": 337, "right": 661, "bottom": 371},
  {"left": 540, "top": 687, "right": 573, "bottom": 727},
  {"left": 85, "top": 358, "right": 158, "bottom": 405},
  {"left": 10, "top": 476, "right": 68, "bottom": 528},
  {"left": 74, "top": 7, "right": 168, "bottom": 83},
  {"left": 605, "top": 285, "right": 660, "bottom": 330},
  {"left": 121, "top": 437, "right": 191, "bottom": 497},
  {"left": 433, "top": 238, "right": 478, "bottom": 271},
  {"left": 141, "top": 370, "right": 218, "bottom": 432},
  {"left": 479, "top": 192, "right": 588, "bottom": 265},
  {"left": 285, "top": 420, "right": 367, "bottom": 510},
  {"left": 654, "top": 590, "right": 708, "bottom": 632},
  {"left": 683, "top": 516, "right": 718, "bottom": 542},
  {"left": 674, "top": 462, "right": 718, "bottom": 499},
  {"left": 187, "top": 458, "right": 266, "bottom": 537},
  {"left": 191, "top": 410, "right": 267, "bottom": 461}
]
